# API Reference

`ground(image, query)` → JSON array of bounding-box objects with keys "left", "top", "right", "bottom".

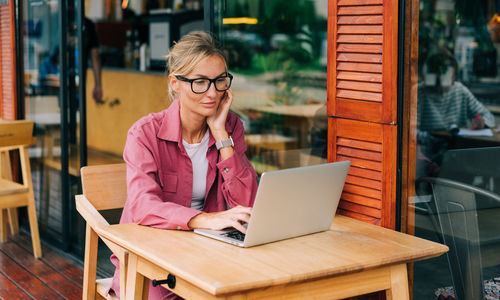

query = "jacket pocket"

[{"left": 159, "top": 172, "right": 178, "bottom": 193}]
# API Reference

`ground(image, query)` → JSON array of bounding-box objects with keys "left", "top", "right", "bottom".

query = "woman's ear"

[{"left": 169, "top": 74, "right": 180, "bottom": 95}]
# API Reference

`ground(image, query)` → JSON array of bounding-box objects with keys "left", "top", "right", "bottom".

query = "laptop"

[{"left": 194, "top": 161, "right": 350, "bottom": 247}]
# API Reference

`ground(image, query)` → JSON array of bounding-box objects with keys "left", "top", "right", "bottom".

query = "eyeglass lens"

[{"left": 192, "top": 77, "right": 231, "bottom": 93}]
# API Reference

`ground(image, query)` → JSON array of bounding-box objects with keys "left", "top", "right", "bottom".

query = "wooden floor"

[{"left": 0, "top": 231, "right": 83, "bottom": 299}]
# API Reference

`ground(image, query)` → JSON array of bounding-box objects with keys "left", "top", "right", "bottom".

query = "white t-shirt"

[{"left": 182, "top": 130, "right": 210, "bottom": 210}]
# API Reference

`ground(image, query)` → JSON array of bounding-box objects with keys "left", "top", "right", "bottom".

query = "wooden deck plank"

[
  {"left": 0, "top": 250, "right": 64, "bottom": 299},
  {"left": 0, "top": 238, "right": 82, "bottom": 300},
  {"left": 0, "top": 272, "right": 32, "bottom": 300},
  {"left": 9, "top": 232, "right": 84, "bottom": 287},
  {"left": 0, "top": 230, "right": 85, "bottom": 299}
]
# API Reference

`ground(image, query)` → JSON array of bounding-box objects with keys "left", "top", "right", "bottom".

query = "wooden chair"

[
  {"left": 0, "top": 120, "right": 42, "bottom": 258},
  {"left": 76, "top": 163, "right": 128, "bottom": 300}
]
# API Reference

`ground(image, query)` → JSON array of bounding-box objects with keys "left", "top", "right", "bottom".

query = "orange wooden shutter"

[
  {"left": 0, "top": 0, "right": 17, "bottom": 120},
  {"left": 327, "top": 0, "right": 398, "bottom": 228}
]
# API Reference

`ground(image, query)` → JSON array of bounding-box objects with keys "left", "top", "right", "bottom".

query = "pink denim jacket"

[{"left": 110, "top": 99, "right": 258, "bottom": 299}]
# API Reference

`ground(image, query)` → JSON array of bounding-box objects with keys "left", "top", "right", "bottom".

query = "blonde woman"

[{"left": 109, "top": 31, "right": 258, "bottom": 299}]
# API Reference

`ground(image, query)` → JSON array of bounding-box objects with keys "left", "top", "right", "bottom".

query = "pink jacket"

[{"left": 110, "top": 100, "right": 258, "bottom": 299}]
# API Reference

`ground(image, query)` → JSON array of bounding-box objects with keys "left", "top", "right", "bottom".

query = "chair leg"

[
  {"left": 27, "top": 198, "right": 42, "bottom": 258},
  {"left": 119, "top": 252, "right": 129, "bottom": 299},
  {"left": 83, "top": 223, "right": 99, "bottom": 300},
  {"left": 0, "top": 209, "right": 8, "bottom": 242},
  {"left": 20, "top": 146, "right": 42, "bottom": 258},
  {"left": 7, "top": 207, "right": 19, "bottom": 235},
  {"left": 0, "top": 151, "right": 18, "bottom": 237}
]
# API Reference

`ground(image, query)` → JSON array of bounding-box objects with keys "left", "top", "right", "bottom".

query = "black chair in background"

[{"left": 416, "top": 177, "right": 500, "bottom": 300}]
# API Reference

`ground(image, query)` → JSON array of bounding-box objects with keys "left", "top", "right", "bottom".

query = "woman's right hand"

[{"left": 188, "top": 205, "right": 251, "bottom": 233}]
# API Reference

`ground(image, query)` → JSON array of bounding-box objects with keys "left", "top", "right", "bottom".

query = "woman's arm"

[
  {"left": 461, "top": 83, "right": 495, "bottom": 128},
  {"left": 189, "top": 94, "right": 258, "bottom": 232},
  {"left": 206, "top": 89, "right": 258, "bottom": 208},
  {"left": 216, "top": 117, "right": 258, "bottom": 208},
  {"left": 189, "top": 117, "right": 258, "bottom": 233}
]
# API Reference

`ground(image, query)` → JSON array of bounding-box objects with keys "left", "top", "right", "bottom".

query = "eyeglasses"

[{"left": 174, "top": 73, "right": 233, "bottom": 94}]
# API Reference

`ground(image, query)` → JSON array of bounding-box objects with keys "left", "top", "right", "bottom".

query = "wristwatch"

[{"left": 215, "top": 136, "right": 234, "bottom": 150}]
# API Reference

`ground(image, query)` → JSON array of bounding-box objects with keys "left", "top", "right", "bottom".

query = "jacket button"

[{"left": 223, "top": 168, "right": 229, "bottom": 173}]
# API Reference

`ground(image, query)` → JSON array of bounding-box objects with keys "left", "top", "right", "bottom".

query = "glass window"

[
  {"left": 22, "top": 0, "right": 67, "bottom": 243},
  {"left": 214, "top": 0, "right": 329, "bottom": 175},
  {"left": 413, "top": 0, "right": 500, "bottom": 298}
]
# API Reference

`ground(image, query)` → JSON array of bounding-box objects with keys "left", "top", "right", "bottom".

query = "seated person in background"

[
  {"left": 108, "top": 31, "right": 258, "bottom": 300},
  {"left": 417, "top": 49, "right": 495, "bottom": 177},
  {"left": 38, "top": 47, "right": 60, "bottom": 94}
]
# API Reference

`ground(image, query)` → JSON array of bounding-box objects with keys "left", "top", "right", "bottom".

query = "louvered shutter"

[
  {"left": 327, "top": 0, "right": 398, "bottom": 228},
  {"left": 0, "top": 0, "right": 17, "bottom": 120}
]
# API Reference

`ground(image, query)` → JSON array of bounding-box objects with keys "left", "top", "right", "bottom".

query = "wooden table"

[
  {"left": 96, "top": 215, "right": 448, "bottom": 300},
  {"left": 250, "top": 104, "right": 324, "bottom": 148},
  {"left": 432, "top": 129, "right": 500, "bottom": 148},
  {"left": 43, "top": 145, "right": 123, "bottom": 177},
  {"left": 244, "top": 133, "right": 298, "bottom": 171}
]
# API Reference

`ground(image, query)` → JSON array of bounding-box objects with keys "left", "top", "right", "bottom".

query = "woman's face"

[{"left": 171, "top": 55, "right": 228, "bottom": 119}]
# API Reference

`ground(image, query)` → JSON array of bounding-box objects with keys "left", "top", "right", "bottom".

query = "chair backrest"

[
  {"left": 0, "top": 120, "right": 34, "bottom": 148},
  {"left": 78, "top": 163, "right": 128, "bottom": 299},
  {"left": 416, "top": 177, "right": 500, "bottom": 300},
  {"left": 81, "top": 163, "right": 127, "bottom": 211},
  {"left": 439, "top": 147, "right": 500, "bottom": 205}
]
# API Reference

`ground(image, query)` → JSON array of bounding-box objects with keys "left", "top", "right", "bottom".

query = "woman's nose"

[{"left": 206, "top": 82, "right": 217, "bottom": 97}]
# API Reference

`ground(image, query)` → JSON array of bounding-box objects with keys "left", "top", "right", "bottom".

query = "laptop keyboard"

[{"left": 224, "top": 230, "right": 246, "bottom": 241}]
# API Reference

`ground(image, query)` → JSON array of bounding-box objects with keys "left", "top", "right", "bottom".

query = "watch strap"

[{"left": 215, "top": 136, "right": 234, "bottom": 150}]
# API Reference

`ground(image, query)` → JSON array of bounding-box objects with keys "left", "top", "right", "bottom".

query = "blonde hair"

[{"left": 166, "top": 31, "right": 227, "bottom": 101}]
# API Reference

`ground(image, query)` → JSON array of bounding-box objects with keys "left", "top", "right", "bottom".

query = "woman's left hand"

[
  {"left": 207, "top": 89, "right": 233, "bottom": 138},
  {"left": 471, "top": 114, "right": 485, "bottom": 130}
]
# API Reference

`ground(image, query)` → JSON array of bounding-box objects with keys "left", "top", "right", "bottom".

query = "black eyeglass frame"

[{"left": 174, "top": 73, "right": 234, "bottom": 94}]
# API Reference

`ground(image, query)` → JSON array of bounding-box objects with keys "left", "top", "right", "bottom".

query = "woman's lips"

[{"left": 201, "top": 101, "right": 217, "bottom": 107}]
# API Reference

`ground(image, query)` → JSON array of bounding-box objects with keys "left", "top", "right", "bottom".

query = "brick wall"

[{"left": 0, "top": 1, "right": 17, "bottom": 120}]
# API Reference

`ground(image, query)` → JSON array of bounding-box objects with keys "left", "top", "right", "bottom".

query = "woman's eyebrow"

[{"left": 191, "top": 71, "right": 227, "bottom": 78}]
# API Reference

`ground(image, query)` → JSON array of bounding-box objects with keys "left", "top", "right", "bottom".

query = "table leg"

[
  {"left": 0, "top": 209, "right": 7, "bottom": 242},
  {"left": 386, "top": 263, "right": 410, "bottom": 300},
  {"left": 142, "top": 278, "right": 150, "bottom": 299},
  {"left": 126, "top": 253, "right": 146, "bottom": 300}
]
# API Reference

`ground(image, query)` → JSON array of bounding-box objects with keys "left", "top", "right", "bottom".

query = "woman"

[{"left": 109, "top": 31, "right": 259, "bottom": 299}]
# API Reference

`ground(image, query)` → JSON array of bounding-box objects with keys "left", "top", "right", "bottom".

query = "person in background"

[
  {"left": 416, "top": 49, "right": 495, "bottom": 177},
  {"left": 38, "top": 47, "right": 60, "bottom": 95},
  {"left": 108, "top": 31, "right": 258, "bottom": 300},
  {"left": 83, "top": 17, "right": 103, "bottom": 103}
]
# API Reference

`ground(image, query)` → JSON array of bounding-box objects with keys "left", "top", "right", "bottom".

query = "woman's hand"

[
  {"left": 471, "top": 114, "right": 485, "bottom": 130},
  {"left": 188, "top": 205, "right": 251, "bottom": 233},
  {"left": 207, "top": 89, "right": 233, "bottom": 140}
]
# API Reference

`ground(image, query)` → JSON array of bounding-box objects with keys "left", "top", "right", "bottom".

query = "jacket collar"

[{"left": 157, "top": 99, "right": 183, "bottom": 143}]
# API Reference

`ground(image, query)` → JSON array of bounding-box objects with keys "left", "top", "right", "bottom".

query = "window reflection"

[
  {"left": 414, "top": 0, "right": 500, "bottom": 298},
  {"left": 23, "top": 0, "right": 65, "bottom": 238},
  {"left": 216, "top": 0, "right": 328, "bottom": 175}
]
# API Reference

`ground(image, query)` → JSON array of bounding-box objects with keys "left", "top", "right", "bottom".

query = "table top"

[
  {"left": 26, "top": 113, "right": 60, "bottom": 126},
  {"left": 251, "top": 104, "right": 324, "bottom": 118},
  {"left": 43, "top": 146, "right": 123, "bottom": 176},
  {"left": 432, "top": 129, "right": 500, "bottom": 146},
  {"left": 97, "top": 215, "right": 448, "bottom": 296},
  {"left": 245, "top": 133, "right": 298, "bottom": 145}
]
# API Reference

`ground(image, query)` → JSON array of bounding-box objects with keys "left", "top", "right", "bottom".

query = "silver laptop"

[{"left": 194, "top": 161, "right": 350, "bottom": 247}]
